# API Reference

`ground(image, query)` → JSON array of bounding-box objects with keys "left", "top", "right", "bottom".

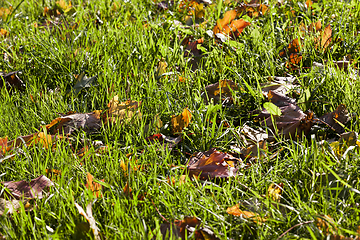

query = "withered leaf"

[
  {"left": 226, "top": 204, "right": 267, "bottom": 224},
  {"left": 187, "top": 148, "right": 243, "bottom": 180},
  {"left": 267, "top": 183, "right": 283, "bottom": 202},
  {"left": 213, "top": 9, "right": 250, "bottom": 40},
  {"left": 74, "top": 202, "right": 101, "bottom": 240},
  {"left": 2, "top": 175, "right": 53, "bottom": 199},
  {"left": 0, "top": 71, "right": 25, "bottom": 92},
  {"left": 106, "top": 95, "right": 141, "bottom": 124},
  {"left": 145, "top": 133, "right": 181, "bottom": 151},
  {"left": 46, "top": 111, "right": 102, "bottom": 135},
  {"left": 160, "top": 216, "right": 219, "bottom": 240},
  {"left": 255, "top": 91, "right": 314, "bottom": 139},
  {"left": 203, "top": 79, "right": 238, "bottom": 104},
  {"left": 171, "top": 108, "right": 192, "bottom": 133},
  {"left": 318, "top": 104, "right": 349, "bottom": 134},
  {"left": 85, "top": 173, "right": 104, "bottom": 198}
]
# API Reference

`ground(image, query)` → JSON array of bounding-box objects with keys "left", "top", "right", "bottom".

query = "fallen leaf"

[
  {"left": 213, "top": 9, "right": 250, "bottom": 40},
  {"left": 318, "top": 104, "right": 349, "bottom": 134},
  {"left": 2, "top": 175, "right": 53, "bottom": 199},
  {"left": 106, "top": 96, "right": 141, "bottom": 124},
  {"left": 171, "top": 108, "right": 192, "bottom": 133},
  {"left": 261, "top": 76, "right": 298, "bottom": 96},
  {"left": 203, "top": 79, "right": 238, "bottom": 104},
  {"left": 145, "top": 133, "right": 181, "bottom": 151},
  {"left": 184, "top": 38, "right": 204, "bottom": 57},
  {"left": 329, "top": 131, "right": 359, "bottom": 158},
  {"left": 74, "top": 202, "right": 101, "bottom": 240},
  {"left": 0, "top": 71, "right": 25, "bottom": 93},
  {"left": 226, "top": 204, "right": 267, "bottom": 224},
  {"left": 0, "top": 198, "right": 32, "bottom": 215},
  {"left": 255, "top": 91, "right": 314, "bottom": 139},
  {"left": 45, "top": 169, "right": 61, "bottom": 181},
  {"left": 46, "top": 111, "right": 102, "bottom": 135},
  {"left": 267, "top": 183, "right": 283, "bottom": 202},
  {"left": 73, "top": 73, "right": 98, "bottom": 94},
  {"left": 0, "top": 28, "right": 8, "bottom": 37},
  {"left": 316, "top": 24, "right": 332, "bottom": 50},
  {"left": 187, "top": 148, "right": 243, "bottom": 180},
  {"left": 85, "top": 173, "right": 104, "bottom": 198},
  {"left": 0, "top": 6, "right": 12, "bottom": 20},
  {"left": 160, "top": 216, "right": 219, "bottom": 240},
  {"left": 279, "top": 38, "right": 302, "bottom": 70}
]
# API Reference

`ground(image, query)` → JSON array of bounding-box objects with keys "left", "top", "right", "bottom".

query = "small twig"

[
  {"left": 150, "top": 198, "right": 168, "bottom": 222},
  {"left": 276, "top": 220, "right": 314, "bottom": 240}
]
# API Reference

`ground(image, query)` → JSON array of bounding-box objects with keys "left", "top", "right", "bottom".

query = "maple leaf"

[
  {"left": 171, "top": 108, "right": 192, "bottom": 133},
  {"left": 186, "top": 148, "right": 243, "bottom": 180}
]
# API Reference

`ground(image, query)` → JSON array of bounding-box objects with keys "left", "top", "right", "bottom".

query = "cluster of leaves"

[{"left": 1, "top": 0, "right": 360, "bottom": 239}]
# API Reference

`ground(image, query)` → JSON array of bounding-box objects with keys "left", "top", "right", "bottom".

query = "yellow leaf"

[
  {"left": 171, "top": 108, "right": 192, "bottom": 133},
  {"left": 106, "top": 95, "right": 141, "bottom": 124},
  {"left": 268, "top": 183, "right": 283, "bottom": 202}
]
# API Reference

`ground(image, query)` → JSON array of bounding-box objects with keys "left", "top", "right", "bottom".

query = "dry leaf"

[
  {"left": 74, "top": 202, "right": 101, "bottom": 240},
  {"left": 2, "top": 175, "right": 53, "bottom": 199},
  {"left": 267, "top": 183, "right": 283, "bottom": 202},
  {"left": 106, "top": 96, "right": 141, "bottom": 124},
  {"left": 171, "top": 108, "right": 192, "bottom": 133},
  {"left": 0, "top": 71, "right": 25, "bottom": 93},
  {"left": 255, "top": 91, "right": 314, "bottom": 139},
  {"left": 85, "top": 173, "right": 104, "bottom": 198},
  {"left": 318, "top": 104, "right": 349, "bottom": 134},
  {"left": 187, "top": 148, "right": 243, "bottom": 180},
  {"left": 226, "top": 204, "right": 267, "bottom": 224},
  {"left": 203, "top": 79, "right": 238, "bottom": 104},
  {"left": 160, "top": 216, "right": 219, "bottom": 240}
]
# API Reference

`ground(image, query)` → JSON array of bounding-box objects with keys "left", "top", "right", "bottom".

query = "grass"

[{"left": 1, "top": 0, "right": 360, "bottom": 239}]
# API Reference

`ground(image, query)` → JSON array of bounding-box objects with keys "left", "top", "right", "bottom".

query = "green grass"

[{"left": 1, "top": 0, "right": 360, "bottom": 239}]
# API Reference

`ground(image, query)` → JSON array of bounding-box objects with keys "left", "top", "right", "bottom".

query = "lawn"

[{"left": 1, "top": 0, "right": 360, "bottom": 239}]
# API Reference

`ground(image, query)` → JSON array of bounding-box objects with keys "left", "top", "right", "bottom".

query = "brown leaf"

[
  {"left": 0, "top": 71, "right": 25, "bottom": 92},
  {"left": 279, "top": 39, "right": 302, "bottom": 70},
  {"left": 2, "top": 175, "right": 53, "bottom": 199},
  {"left": 316, "top": 24, "right": 332, "bottom": 50},
  {"left": 184, "top": 38, "right": 204, "bottom": 57},
  {"left": 46, "top": 111, "right": 102, "bottom": 135},
  {"left": 203, "top": 79, "right": 238, "bottom": 104},
  {"left": 318, "top": 104, "right": 349, "bottom": 134},
  {"left": 74, "top": 202, "right": 101, "bottom": 240},
  {"left": 0, "top": 28, "right": 8, "bottom": 37},
  {"left": 106, "top": 96, "right": 141, "bottom": 124},
  {"left": 160, "top": 216, "right": 219, "bottom": 240},
  {"left": 145, "top": 133, "right": 181, "bottom": 151},
  {"left": 0, "top": 198, "right": 32, "bottom": 215},
  {"left": 255, "top": 91, "right": 314, "bottom": 139},
  {"left": 226, "top": 204, "right": 267, "bottom": 224},
  {"left": 85, "top": 173, "right": 104, "bottom": 198},
  {"left": 187, "top": 148, "right": 243, "bottom": 180},
  {"left": 171, "top": 108, "right": 192, "bottom": 133}
]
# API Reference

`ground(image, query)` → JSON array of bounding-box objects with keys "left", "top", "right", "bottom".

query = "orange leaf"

[
  {"left": 85, "top": 173, "right": 104, "bottom": 198},
  {"left": 171, "top": 108, "right": 192, "bottom": 133},
  {"left": 106, "top": 96, "right": 141, "bottom": 124},
  {"left": 0, "top": 28, "right": 8, "bottom": 37},
  {"left": 227, "top": 204, "right": 267, "bottom": 224}
]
